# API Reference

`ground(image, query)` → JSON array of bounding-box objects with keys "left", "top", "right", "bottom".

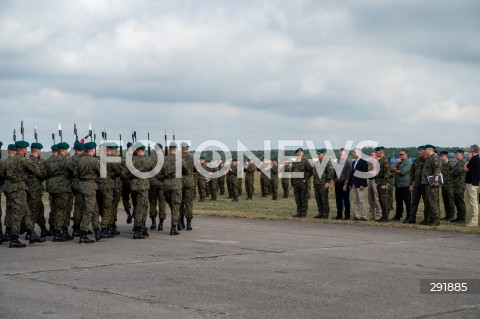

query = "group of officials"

[
  {"left": 0, "top": 140, "right": 194, "bottom": 248},
  {"left": 1, "top": 139, "right": 479, "bottom": 248}
]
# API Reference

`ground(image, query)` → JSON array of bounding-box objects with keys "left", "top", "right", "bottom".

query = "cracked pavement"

[{"left": 1, "top": 215, "right": 479, "bottom": 318}]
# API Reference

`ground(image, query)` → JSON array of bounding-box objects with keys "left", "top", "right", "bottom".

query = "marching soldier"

[
  {"left": 227, "top": 159, "right": 239, "bottom": 201},
  {"left": 2, "top": 141, "right": 45, "bottom": 248},
  {"left": 162, "top": 142, "right": 187, "bottom": 235},
  {"left": 148, "top": 143, "right": 166, "bottom": 231},
  {"left": 421, "top": 145, "right": 442, "bottom": 226},
  {"left": 111, "top": 146, "right": 123, "bottom": 235},
  {"left": 179, "top": 142, "right": 195, "bottom": 231},
  {"left": 46, "top": 142, "right": 75, "bottom": 241},
  {"left": 70, "top": 142, "right": 84, "bottom": 237},
  {"left": 291, "top": 148, "right": 312, "bottom": 218},
  {"left": 439, "top": 151, "right": 455, "bottom": 221},
  {"left": 375, "top": 146, "right": 391, "bottom": 222},
  {"left": 2, "top": 144, "right": 18, "bottom": 242},
  {"left": 313, "top": 149, "right": 333, "bottom": 219},
  {"left": 450, "top": 149, "right": 467, "bottom": 224},
  {"left": 122, "top": 142, "right": 134, "bottom": 224},
  {"left": 244, "top": 159, "right": 255, "bottom": 199}
]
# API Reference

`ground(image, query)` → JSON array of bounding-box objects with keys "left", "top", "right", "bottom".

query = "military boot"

[
  {"left": 126, "top": 209, "right": 133, "bottom": 224},
  {"left": 142, "top": 227, "right": 149, "bottom": 238},
  {"left": 109, "top": 224, "right": 120, "bottom": 236},
  {"left": 157, "top": 218, "right": 164, "bottom": 231},
  {"left": 29, "top": 230, "right": 46, "bottom": 244},
  {"left": 313, "top": 213, "right": 323, "bottom": 219},
  {"left": 0, "top": 230, "right": 6, "bottom": 244},
  {"left": 72, "top": 224, "right": 81, "bottom": 238},
  {"left": 186, "top": 217, "right": 192, "bottom": 231},
  {"left": 322, "top": 213, "right": 329, "bottom": 219},
  {"left": 53, "top": 230, "right": 68, "bottom": 242},
  {"left": 102, "top": 228, "right": 113, "bottom": 238},
  {"left": 292, "top": 213, "right": 301, "bottom": 218},
  {"left": 63, "top": 228, "right": 74, "bottom": 240},
  {"left": 170, "top": 225, "right": 179, "bottom": 236},
  {"left": 133, "top": 227, "right": 145, "bottom": 239},
  {"left": 40, "top": 226, "right": 53, "bottom": 237},
  {"left": 94, "top": 229, "right": 103, "bottom": 242},
  {"left": 9, "top": 235, "right": 26, "bottom": 248},
  {"left": 79, "top": 231, "right": 95, "bottom": 244},
  {"left": 150, "top": 217, "right": 156, "bottom": 230},
  {"left": 4, "top": 227, "right": 12, "bottom": 242}
]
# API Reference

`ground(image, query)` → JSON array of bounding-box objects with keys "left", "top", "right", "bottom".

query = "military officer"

[
  {"left": 421, "top": 145, "right": 442, "bottom": 226},
  {"left": 404, "top": 146, "right": 426, "bottom": 224},
  {"left": 375, "top": 146, "right": 391, "bottom": 222},
  {"left": 227, "top": 159, "right": 239, "bottom": 201},
  {"left": 291, "top": 148, "right": 313, "bottom": 218},
  {"left": 179, "top": 142, "right": 195, "bottom": 231},
  {"left": 439, "top": 151, "right": 455, "bottom": 221},
  {"left": 450, "top": 149, "right": 467, "bottom": 224},
  {"left": 313, "top": 149, "right": 333, "bottom": 219},
  {"left": 1, "top": 144, "right": 18, "bottom": 242},
  {"left": 244, "top": 159, "right": 255, "bottom": 199}
]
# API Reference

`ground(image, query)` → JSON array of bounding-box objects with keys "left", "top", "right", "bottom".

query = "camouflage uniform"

[
  {"left": 218, "top": 167, "right": 226, "bottom": 195},
  {"left": 440, "top": 161, "right": 455, "bottom": 219},
  {"left": 180, "top": 151, "right": 195, "bottom": 227},
  {"left": 451, "top": 159, "right": 466, "bottom": 221},
  {"left": 281, "top": 164, "right": 291, "bottom": 198},
  {"left": 227, "top": 163, "right": 239, "bottom": 201},
  {"left": 313, "top": 159, "right": 333, "bottom": 218},
  {"left": 162, "top": 153, "right": 187, "bottom": 226},
  {"left": 421, "top": 154, "right": 442, "bottom": 224},
  {"left": 237, "top": 177, "right": 243, "bottom": 196},
  {"left": 77, "top": 154, "right": 100, "bottom": 233},
  {"left": 388, "top": 157, "right": 395, "bottom": 211},
  {"left": 112, "top": 176, "right": 122, "bottom": 224},
  {"left": 128, "top": 154, "right": 154, "bottom": 231},
  {"left": 26, "top": 154, "right": 47, "bottom": 231},
  {"left": 376, "top": 156, "right": 391, "bottom": 220},
  {"left": 197, "top": 162, "right": 207, "bottom": 201},
  {"left": 207, "top": 165, "right": 218, "bottom": 200},
  {"left": 2, "top": 154, "right": 40, "bottom": 237},
  {"left": 44, "top": 154, "right": 57, "bottom": 231},
  {"left": 45, "top": 153, "right": 75, "bottom": 233},
  {"left": 98, "top": 156, "right": 122, "bottom": 231},
  {"left": 270, "top": 165, "right": 279, "bottom": 200},
  {"left": 408, "top": 157, "right": 425, "bottom": 223},
  {"left": 148, "top": 153, "right": 166, "bottom": 226},
  {"left": 291, "top": 157, "right": 313, "bottom": 217},
  {"left": 258, "top": 163, "right": 269, "bottom": 197},
  {"left": 244, "top": 164, "right": 255, "bottom": 199},
  {"left": 70, "top": 152, "right": 83, "bottom": 233}
]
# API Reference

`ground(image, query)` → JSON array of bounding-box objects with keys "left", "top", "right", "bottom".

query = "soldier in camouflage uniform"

[
  {"left": 404, "top": 146, "right": 426, "bottom": 224},
  {"left": 244, "top": 159, "right": 255, "bottom": 199},
  {"left": 258, "top": 158, "right": 269, "bottom": 197},
  {"left": 180, "top": 142, "right": 195, "bottom": 231},
  {"left": 0, "top": 141, "right": 5, "bottom": 243},
  {"left": 439, "top": 151, "right": 455, "bottom": 221},
  {"left": 313, "top": 149, "right": 333, "bottom": 219},
  {"left": 1, "top": 141, "right": 45, "bottom": 248},
  {"left": 291, "top": 148, "right": 313, "bottom": 218},
  {"left": 281, "top": 163, "right": 291, "bottom": 198},
  {"left": 1, "top": 144, "right": 18, "bottom": 241},
  {"left": 46, "top": 142, "right": 76, "bottom": 241},
  {"left": 237, "top": 165, "right": 243, "bottom": 197},
  {"left": 218, "top": 160, "right": 226, "bottom": 196},
  {"left": 44, "top": 144, "right": 58, "bottom": 234},
  {"left": 227, "top": 159, "right": 239, "bottom": 201},
  {"left": 70, "top": 142, "right": 84, "bottom": 237},
  {"left": 207, "top": 161, "right": 218, "bottom": 200},
  {"left": 375, "top": 146, "right": 391, "bottom": 222},
  {"left": 121, "top": 142, "right": 134, "bottom": 224},
  {"left": 421, "top": 145, "right": 442, "bottom": 226},
  {"left": 77, "top": 142, "right": 100, "bottom": 243},
  {"left": 126, "top": 143, "right": 155, "bottom": 239},
  {"left": 26, "top": 143, "right": 50, "bottom": 238},
  {"left": 388, "top": 156, "right": 395, "bottom": 212},
  {"left": 270, "top": 159, "right": 279, "bottom": 200},
  {"left": 162, "top": 143, "right": 187, "bottom": 235},
  {"left": 110, "top": 146, "right": 123, "bottom": 235},
  {"left": 197, "top": 157, "right": 207, "bottom": 201},
  {"left": 148, "top": 144, "right": 166, "bottom": 231},
  {"left": 450, "top": 149, "right": 467, "bottom": 224}
]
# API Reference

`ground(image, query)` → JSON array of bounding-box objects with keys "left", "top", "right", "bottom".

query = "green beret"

[
  {"left": 104, "top": 142, "right": 118, "bottom": 150},
  {"left": 232, "top": 158, "right": 237, "bottom": 162},
  {"left": 127, "top": 142, "right": 133, "bottom": 148},
  {"left": 74, "top": 142, "right": 85, "bottom": 151},
  {"left": 169, "top": 142, "right": 177, "bottom": 148},
  {"left": 180, "top": 142, "right": 189, "bottom": 148},
  {"left": 272, "top": 158, "right": 278, "bottom": 162},
  {"left": 295, "top": 148, "right": 304, "bottom": 153},
  {"left": 375, "top": 146, "right": 385, "bottom": 152},
  {"left": 417, "top": 145, "right": 426, "bottom": 150},
  {"left": 15, "top": 140, "right": 30, "bottom": 149},
  {"left": 0, "top": 141, "right": 3, "bottom": 148},
  {"left": 455, "top": 149, "right": 465, "bottom": 154},
  {"left": 424, "top": 144, "right": 435, "bottom": 150},
  {"left": 8, "top": 144, "right": 17, "bottom": 151},
  {"left": 84, "top": 142, "right": 96, "bottom": 150},
  {"left": 200, "top": 156, "right": 205, "bottom": 160},
  {"left": 134, "top": 143, "right": 145, "bottom": 151},
  {"left": 440, "top": 151, "right": 448, "bottom": 156},
  {"left": 154, "top": 143, "right": 163, "bottom": 150},
  {"left": 51, "top": 144, "right": 58, "bottom": 151},
  {"left": 57, "top": 142, "right": 70, "bottom": 150},
  {"left": 31, "top": 142, "right": 43, "bottom": 150},
  {"left": 316, "top": 148, "right": 326, "bottom": 154}
]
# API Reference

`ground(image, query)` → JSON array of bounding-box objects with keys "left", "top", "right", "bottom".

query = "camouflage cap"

[
  {"left": 15, "top": 140, "right": 30, "bottom": 149},
  {"left": 31, "top": 142, "right": 43, "bottom": 150},
  {"left": 8, "top": 144, "right": 17, "bottom": 151}
]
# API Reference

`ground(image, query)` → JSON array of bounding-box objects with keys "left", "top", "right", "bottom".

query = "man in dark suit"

[{"left": 350, "top": 148, "right": 369, "bottom": 221}]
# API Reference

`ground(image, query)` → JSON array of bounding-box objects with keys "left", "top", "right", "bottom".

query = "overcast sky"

[{"left": 0, "top": 0, "right": 479, "bottom": 150}]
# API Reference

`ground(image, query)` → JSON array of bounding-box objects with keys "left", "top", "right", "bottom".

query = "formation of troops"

[{"left": 1, "top": 136, "right": 479, "bottom": 249}]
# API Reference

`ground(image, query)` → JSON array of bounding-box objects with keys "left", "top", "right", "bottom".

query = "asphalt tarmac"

[{"left": 1, "top": 215, "right": 479, "bottom": 319}]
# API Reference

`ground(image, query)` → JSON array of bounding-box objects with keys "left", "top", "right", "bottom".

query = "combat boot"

[
  {"left": 40, "top": 226, "right": 53, "bottom": 237},
  {"left": 53, "top": 230, "right": 68, "bottom": 242},
  {"left": 313, "top": 213, "right": 323, "bottom": 219},
  {"left": 4, "top": 227, "right": 12, "bottom": 242},
  {"left": 126, "top": 209, "right": 133, "bottom": 224},
  {"left": 29, "top": 230, "right": 46, "bottom": 244},
  {"left": 9, "top": 235, "right": 26, "bottom": 248},
  {"left": 133, "top": 227, "right": 145, "bottom": 239},
  {"left": 170, "top": 225, "right": 179, "bottom": 235},
  {"left": 419, "top": 219, "right": 429, "bottom": 225},
  {"left": 403, "top": 217, "right": 416, "bottom": 224},
  {"left": 158, "top": 218, "right": 164, "bottom": 231},
  {"left": 102, "top": 228, "right": 113, "bottom": 238},
  {"left": 180, "top": 216, "right": 186, "bottom": 230},
  {"left": 94, "top": 229, "right": 103, "bottom": 242},
  {"left": 292, "top": 213, "right": 301, "bottom": 218},
  {"left": 187, "top": 217, "right": 192, "bottom": 231},
  {"left": 62, "top": 228, "right": 73, "bottom": 240},
  {"left": 109, "top": 224, "right": 120, "bottom": 236},
  {"left": 72, "top": 224, "right": 81, "bottom": 238},
  {"left": 142, "top": 227, "right": 149, "bottom": 238},
  {"left": 322, "top": 213, "right": 329, "bottom": 219},
  {"left": 0, "top": 230, "right": 6, "bottom": 244},
  {"left": 79, "top": 231, "right": 95, "bottom": 244},
  {"left": 150, "top": 217, "right": 156, "bottom": 230}
]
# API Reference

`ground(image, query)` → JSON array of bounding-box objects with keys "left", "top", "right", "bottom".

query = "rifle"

[
  {"left": 119, "top": 133, "right": 123, "bottom": 158},
  {"left": 21, "top": 120, "right": 24, "bottom": 140},
  {"left": 164, "top": 129, "right": 168, "bottom": 157},
  {"left": 13, "top": 129, "right": 16, "bottom": 142},
  {"left": 52, "top": 132, "right": 55, "bottom": 145},
  {"left": 74, "top": 123, "right": 78, "bottom": 142},
  {"left": 147, "top": 132, "right": 151, "bottom": 156},
  {"left": 93, "top": 129, "right": 97, "bottom": 156},
  {"left": 58, "top": 123, "right": 63, "bottom": 142}
]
